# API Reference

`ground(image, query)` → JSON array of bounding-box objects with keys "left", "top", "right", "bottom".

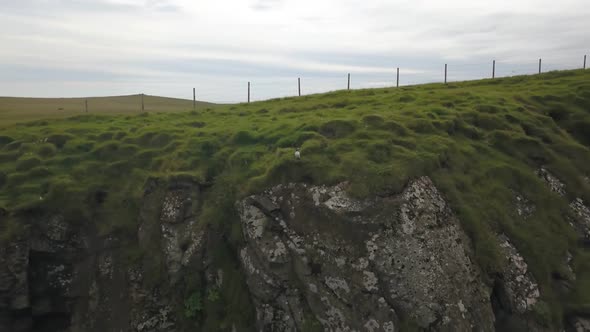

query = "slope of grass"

[
  {"left": 1, "top": 69, "right": 590, "bottom": 328},
  {"left": 0, "top": 94, "right": 218, "bottom": 126}
]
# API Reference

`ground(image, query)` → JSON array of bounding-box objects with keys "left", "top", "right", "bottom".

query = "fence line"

[{"left": 132, "top": 55, "right": 589, "bottom": 108}]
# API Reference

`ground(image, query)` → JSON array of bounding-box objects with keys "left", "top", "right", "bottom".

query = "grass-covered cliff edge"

[{"left": 1, "top": 69, "right": 590, "bottom": 330}]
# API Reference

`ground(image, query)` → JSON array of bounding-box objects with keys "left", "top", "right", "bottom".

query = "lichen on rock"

[
  {"left": 237, "top": 176, "right": 496, "bottom": 331},
  {"left": 497, "top": 234, "right": 541, "bottom": 314}
]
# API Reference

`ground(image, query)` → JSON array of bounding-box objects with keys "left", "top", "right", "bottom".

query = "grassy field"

[
  {"left": 1, "top": 69, "right": 590, "bottom": 329},
  {"left": 0, "top": 94, "right": 217, "bottom": 126}
]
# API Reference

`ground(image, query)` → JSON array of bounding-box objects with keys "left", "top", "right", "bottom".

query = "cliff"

[{"left": 1, "top": 70, "right": 590, "bottom": 331}]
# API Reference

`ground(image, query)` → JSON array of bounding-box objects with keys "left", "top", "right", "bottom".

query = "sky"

[{"left": 0, "top": 0, "right": 588, "bottom": 103}]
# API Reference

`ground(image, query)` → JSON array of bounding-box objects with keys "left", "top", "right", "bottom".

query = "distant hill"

[{"left": 0, "top": 94, "right": 217, "bottom": 126}]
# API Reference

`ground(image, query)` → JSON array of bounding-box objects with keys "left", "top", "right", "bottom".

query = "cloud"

[
  {"left": 250, "top": 0, "right": 284, "bottom": 10},
  {"left": 0, "top": 0, "right": 588, "bottom": 102}
]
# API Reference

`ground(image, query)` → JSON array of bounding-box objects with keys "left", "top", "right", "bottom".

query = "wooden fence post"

[
  {"left": 193, "top": 88, "right": 196, "bottom": 110},
  {"left": 248, "top": 82, "right": 250, "bottom": 103},
  {"left": 396, "top": 68, "right": 399, "bottom": 87},
  {"left": 538, "top": 58, "right": 542, "bottom": 74},
  {"left": 85, "top": 99, "right": 88, "bottom": 113},
  {"left": 298, "top": 78, "right": 301, "bottom": 96},
  {"left": 141, "top": 93, "right": 144, "bottom": 111},
  {"left": 347, "top": 73, "right": 350, "bottom": 90},
  {"left": 444, "top": 64, "right": 447, "bottom": 84},
  {"left": 584, "top": 55, "right": 587, "bottom": 69},
  {"left": 492, "top": 60, "right": 496, "bottom": 79}
]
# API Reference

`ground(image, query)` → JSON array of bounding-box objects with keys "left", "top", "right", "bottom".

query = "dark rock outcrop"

[{"left": 0, "top": 177, "right": 208, "bottom": 332}]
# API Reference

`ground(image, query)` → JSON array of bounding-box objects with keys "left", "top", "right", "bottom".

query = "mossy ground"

[{"left": 1, "top": 69, "right": 590, "bottom": 328}]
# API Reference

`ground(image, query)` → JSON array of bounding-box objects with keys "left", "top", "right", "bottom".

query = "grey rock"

[
  {"left": 160, "top": 190, "right": 191, "bottom": 224},
  {"left": 570, "top": 198, "right": 590, "bottom": 239},
  {"left": 0, "top": 177, "right": 208, "bottom": 332},
  {"left": 0, "top": 239, "right": 30, "bottom": 311},
  {"left": 569, "top": 316, "right": 590, "bottom": 332},
  {"left": 237, "top": 176, "right": 495, "bottom": 331},
  {"left": 536, "top": 168, "right": 590, "bottom": 240},
  {"left": 250, "top": 195, "right": 280, "bottom": 214},
  {"left": 536, "top": 167, "right": 566, "bottom": 196},
  {"left": 497, "top": 234, "right": 540, "bottom": 314},
  {"left": 514, "top": 191, "right": 535, "bottom": 219},
  {"left": 139, "top": 181, "right": 204, "bottom": 284}
]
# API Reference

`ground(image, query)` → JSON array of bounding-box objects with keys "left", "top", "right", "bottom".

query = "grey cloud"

[{"left": 0, "top": 0, "right": 181, "bottom": 15}]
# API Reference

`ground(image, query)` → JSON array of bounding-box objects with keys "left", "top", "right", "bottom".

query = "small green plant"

[
  {"left": 207, "top": 287, "right": 219, "bottom": 302},
  {"left": 184, "top": 292, "right": 202, "bottom": 319},
  {"left": 532, "top": 301, "right": 552, "bottom": 327},
  {"left": 207, "top": 288, "right": 220, "bottom": 302}
]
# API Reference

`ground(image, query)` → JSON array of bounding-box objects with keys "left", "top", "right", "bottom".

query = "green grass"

[
  {"left": 1, "top": 69, "right": 590, "bottom": 328},
  {"left": 0, "top": 94, "right": 218, "bottom": 127}
]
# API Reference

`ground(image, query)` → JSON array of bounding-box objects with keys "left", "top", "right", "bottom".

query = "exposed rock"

[
  {"left": 2, "top": 171, "right": 575, "bottom": 331},
  {"left": 139, "top": 178, "right": 205, "bottom": 285},
  {"left": 568, "top": 316, "right": 590, "bottom": 332},
  {"left": 536, "top": 168, "right": 590, "bottom": 240},
  {"left": 237, "top": 176, "right": 495, "bottom": 331},
  {"left": 536, "top": 167, "right": 566, "bottom": 196},
  {"left": 513, "top": 191, "right": 535, "bottom": 219},
  {"left": 128, "top": 267, "right": 176, "bottom": 332},
  {"left": 565, "top": 251, "right": 575, "bottom": 280},
  {"left": 496, "top": 234, "right": 540, "bottom": 314},
  {"left": 0, "top": 239, "right": 30, "bottom": 313},
  {"left": 160, "top": 189, "right": 193, "bottom": 224},
  {"left": 551, "top": 250, "right": 577, "bottom": 295},
  {"left": 570, "top": 198, "right": 590, "bottom": 239},
  {"left": 0, "top": 177, "right": 209, "bottom": 332},
  {"left": 250, "top": 195, "right": 280, "bottom": 214}
]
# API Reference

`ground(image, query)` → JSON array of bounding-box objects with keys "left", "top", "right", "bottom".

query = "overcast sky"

[{"left": 0, "top": 0, "right": 588, "bottom": 102}]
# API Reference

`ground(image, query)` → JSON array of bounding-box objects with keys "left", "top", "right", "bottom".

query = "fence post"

[
  {"left": 444, "top": 64, "right": 447, "bottom": 84},
  {"left": 248, "top": 82, "right": 250, "bottom": 103},
  {"left": 141, "top": 93, "right": 144, "bottom": 111},
  {"left": 85, "top": 99, "right": 88, "bottom": 113},
  {"left": 193, "top": 88, "right": 196, "bottom": 110},
  {"left": 538, "top": 58, "right": 542, "bottom": 74},
  {"left": 347, "top": 73, "right": 350, "bottom": 90},
  {"left": 298, "top": 78, "right": 301, "bottom": 97},
  {"left": 584, "top": 55, "right": 587, "bottom": 69},
  {"left": 396, "top": 68, "right": 399, "bottom": 87},
  {"left": 492, "top": 60, "right": 496, "bottom": 79}
]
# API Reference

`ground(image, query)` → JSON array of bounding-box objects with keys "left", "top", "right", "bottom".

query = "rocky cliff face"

[
  {"left": 0, "top": 175, "right": 586, "bottom": 331},
  {"left": 0, "top": 178, "right": 212, "bottom": 332},
  {"left": 237, "top": 177, "right": 495, "bottom": 331}
]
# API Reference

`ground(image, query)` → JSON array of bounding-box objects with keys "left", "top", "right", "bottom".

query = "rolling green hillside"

[
  {"left": 0, "top": 94, "right": 217, "bottom": 126},
  {"left": 1, "top": 69, "right": 590, "bottom": 329}
]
